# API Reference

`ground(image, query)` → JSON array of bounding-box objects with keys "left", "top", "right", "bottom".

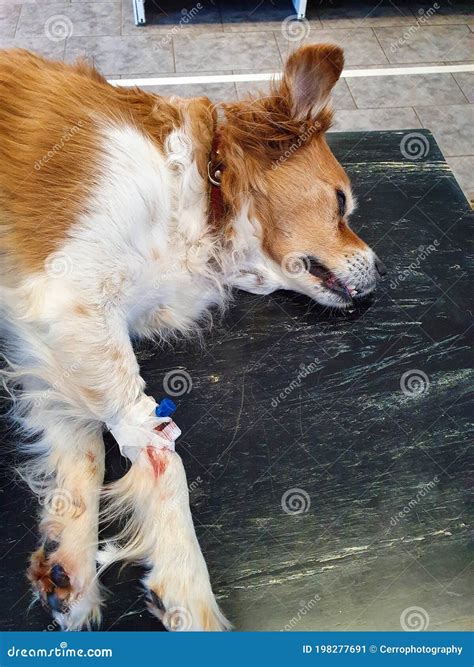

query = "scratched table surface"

[{"left": 0, "top": 130, "right": 472, "bottom": 632}]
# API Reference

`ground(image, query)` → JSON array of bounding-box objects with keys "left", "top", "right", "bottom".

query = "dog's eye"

[{"left": 336, "top": 190, "right": 346, "bottom": 217}]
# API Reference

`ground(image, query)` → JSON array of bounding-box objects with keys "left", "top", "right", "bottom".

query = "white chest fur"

[{"left": 61, "top": 124, "right": 229, "bottom": 338}]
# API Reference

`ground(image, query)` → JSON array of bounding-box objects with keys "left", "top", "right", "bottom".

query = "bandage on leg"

[{"left": 106, "top": 395, "right": 181, "bottom": 463}]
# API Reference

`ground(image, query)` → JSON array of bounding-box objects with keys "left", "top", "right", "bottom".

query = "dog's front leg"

[
  {"left": 60, "top": 310, "right": 231, "bottom": 631},
  {"left": 102, "top": 421, "right": 230, "bottom": 631},
  {"left": 17, "top": 304, "right": 227, "bottom": 630}
]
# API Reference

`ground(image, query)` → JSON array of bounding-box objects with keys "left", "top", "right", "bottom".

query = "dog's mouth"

[{"left": 306, "top": 257, "right": 358, "bottom": 303}]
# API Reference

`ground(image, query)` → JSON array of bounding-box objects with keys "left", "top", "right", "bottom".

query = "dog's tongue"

[{"left": 324, "top": 275, "right": 354, "bottom": 300}]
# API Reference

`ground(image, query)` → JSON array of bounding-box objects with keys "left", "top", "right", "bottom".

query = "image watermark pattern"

[
  {"left": 44, "top": 595, "right": 84, "bottom": 632},
  {"left": 44, "top": 251, "right": 74, "bottom": 278},
  {"left": 389, "top": 241, "right": 440, "bottom": 290},
  {"left": 8, "top": 643, "right": 112, "bottom": 658},
  {"left": 281, "top": 488, "right": 311, "bottom": 515},
  {"left": 400, "top": 606, "right": 430, "bottom": 631},
  {"left": 272, "top": 123, "right": 320, "bottom": 171},
  {"left": 271, "top": 357, "right": 319, "bottom": 408},
  {"left": 155, "top": 4, "right": 203, "bottom": 50},
  {"left": 35, "top": 120, "right": 84, "bottom": 171},
  {"left": 387, "top": 476, "right": 439, "bottom": 531},
  {"left": 281, "top": 15, "right": 311, "bottom": 42},
  {"left": 400, "top": 132, "right": 430, "bottom": 160},
  {"left": 400, "top": 369, "right": 430, "bottom": 397},
  {"left": 43, "top": 488, "right": 77, "bottom": 517},
  {"left": 280, "top": 595, "right": 321, "bottom": 631},
  {"left": 44, "top": 15, "right": 74, "bottom": 42},
  {"left": 163, "top": 369, "right": 193, "bottom": 396},
  {"left": 188, "top": 475, "right": 203, "bottom": 494},
  {"left": 281, "top": 252, "right": 310, "bottom": 279},
  {"left": 163, "top": 606, "right": 193, "bottom": 631},
  {"left": 390, "top": 3, "right": 440, "bottom": 53},
  {"left": 33, "top": 360, "right": 81, "bottom": 409}
]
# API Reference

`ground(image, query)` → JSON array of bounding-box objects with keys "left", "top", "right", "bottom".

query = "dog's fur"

[{"left": 0, "top": 45, "right": 382, "bottom": 631}]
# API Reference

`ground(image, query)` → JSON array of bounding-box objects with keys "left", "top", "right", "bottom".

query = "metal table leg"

[
  {"left": 292, "top": 0, "right": 307, "bottom": 20},
  {"left": 133, "top": 0, "right": 146, "bottom": 25}
]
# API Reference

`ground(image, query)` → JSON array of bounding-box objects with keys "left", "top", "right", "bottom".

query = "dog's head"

[{"left": 221, "top": 44, "right": 385, "bottom": 308}]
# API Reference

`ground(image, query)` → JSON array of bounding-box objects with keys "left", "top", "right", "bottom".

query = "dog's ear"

[{"left": 282, "top": 44, "right": 344, "bottom": 121}]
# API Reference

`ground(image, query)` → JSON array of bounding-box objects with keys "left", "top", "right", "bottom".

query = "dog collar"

[{"left": 208, "top": 130, "right": 226, "bottom": 226}]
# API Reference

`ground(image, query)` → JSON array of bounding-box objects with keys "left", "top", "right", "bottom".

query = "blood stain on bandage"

[{"left": 146, "top": 445, "right": 168, "bottom": 478}]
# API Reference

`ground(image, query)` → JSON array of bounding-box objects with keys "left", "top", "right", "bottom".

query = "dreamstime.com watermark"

[
  {"left": 33, "top": 360, "right": 81, "bottom": 409},
  {"left": 44, "top": 15, "right": 74, "bottom": 42},
  {"left": 400, "top": 606, "right": 430, "bottom": 631},
  {"left": 271, "top": 357, "right": 319, "bottom": 408},
  {"left": 400, "top": 132, "right": 430, "bottom": 160},
  {"left": 387, "top": 476, "right": 439, "bottom": 532},
  {"left": 281, "top": 15, "right": 311, "bottom": 42},
  {"left": 390, "top": 3, "right": 439, "bottom": 53},
  {"left": 280, "top": 595, "right": 321, "bottom": 631},
  {"left": 281, "top": 487, "right": 311, "bottom": 515},
  {"left": 400, "top": 369, "right": 430, "bottom": 397},
  {"left": 272, "top": 123, "right": 319, "bottom": 171},
  {"left": 35, "top": 120, "right": 84, "bottom": 171},
  {"left": 7, "top": 642, "right": 112, "bottom": 658},
  {"left": 155, "top": 4, "right": 203, "bottom": 50},
  {"left": 389, "top": 241, "right": 439, "bottom": 290},
  {"left": 163, "top": 368, "right": 193, "bottom": 396}
]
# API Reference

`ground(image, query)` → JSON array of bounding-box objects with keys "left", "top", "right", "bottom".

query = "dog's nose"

[{"left": 374, "top": 255, "right": 387, "bottom": 278}]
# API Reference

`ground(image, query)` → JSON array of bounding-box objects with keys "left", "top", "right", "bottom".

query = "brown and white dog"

[{"left": 0, "top": 45, "right": 385, "bottom": 631}]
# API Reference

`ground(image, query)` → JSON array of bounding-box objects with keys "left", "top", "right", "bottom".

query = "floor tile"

[
  {"left": 0, "top": 0, "right": 68, "bottom": 4},
  {"left": 0, "top": 34, "right": 66, "bottom": 59},
  {"left": 375, "top": 25, "right": 474, "bottom": 64},
  {"left": 233, "top": 71, "right": 355, "bottom": 109},
  {"left": 331, "top": 107, "right": 422, "bottom": 132},
  {"left": 122, "top": 0, "right": 223, "bottom": 36},
  {"left": 317, "top": 0, "right": 416, "bottom": 29},
  {"left": 173, "top": 31, "right": 282, "bottom": 72},
  {"left": 446, "top": 156, "right": 474, "bottom": 200},
  {"left": 408, "top": 1, "right": 473, "bottom": 25},
  {"left": 414, "top": 104, "right": 474, "bottom": 157},
  {"left": 347, "top": 73, "right": 467, "bottom": 108},
  {"left": 233, "top": 70, "right": 278, "bottom": 99},
  {"left": 0, "top": 5, "right": 20, "bottom": 38},
  {"left": 221, "top": 0, "right": 322, "bottom": 32},
  {"left": 453, "top": 71, "right": 474, "bottom": 103},
  {"left": 330, "top": 78, "right": 357, "bottom": 110},
  {"left": 276, "top": 28, "right": 389, "bottom": 67},
  {"left": 65, "top": 35, "right": 175, "bottom": 76},
  {"left": 138, "top": 80, "right": 238, "bottom": 102},
  {"left": 17, "top": 2, "right": 121, "bottom": 38}
]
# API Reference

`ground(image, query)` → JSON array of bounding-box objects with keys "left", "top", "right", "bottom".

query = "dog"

[{"left": 0, "top": 44, "right": 385, "bottom": 631}]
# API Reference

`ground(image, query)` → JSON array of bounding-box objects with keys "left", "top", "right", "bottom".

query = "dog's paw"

[
  {"left": 145, "top": 576, "right": 231, "bottom": 631},
  {"left": 28, "top": 541, "right": 101, "bottom": 630}
]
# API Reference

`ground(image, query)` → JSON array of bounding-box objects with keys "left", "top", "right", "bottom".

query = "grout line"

[
  {"left": 372, "top": 26, "right": 391, "bottom": 66},
  {"left": 13, "top": 3, "right": 21, "bottom": 37},
  {"left": 345, "top": 78, "right": 358, "bottom": 109},
  {"left": 170, "top": 33, "right": 177, "bottom": 73},
  {"left": 110, "top": 63, "right": 474, "bottom": 87},
  {"left": 450, "top": 71, "right": 472, "bottom": 104},
  {"left": 412, "top": 106, "right": 424, "bottom": 127},
  {"left": 272, "top": 29, "right": 283, "bottom": 68}
]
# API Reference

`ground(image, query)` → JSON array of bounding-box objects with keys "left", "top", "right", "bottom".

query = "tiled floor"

[{"left": 0, "top": 0, "right": 472, "bottom": 199}]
